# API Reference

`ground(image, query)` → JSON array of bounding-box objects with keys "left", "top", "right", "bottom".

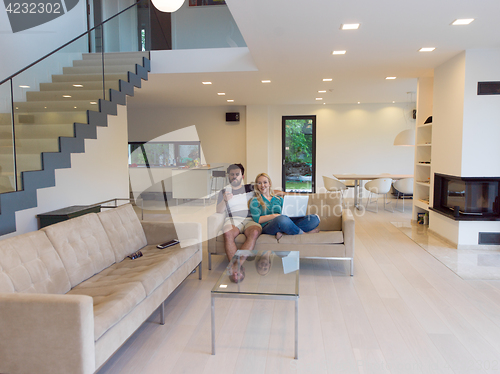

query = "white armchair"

[
  {"left": 364, "top": 178, "right": 394, "bottom": 213},
  {"left": 393, "top": 178, "right": 413, "bottom": 212},
  {"left": 323, "top": 176, "right": 347, "bottom": 206}
]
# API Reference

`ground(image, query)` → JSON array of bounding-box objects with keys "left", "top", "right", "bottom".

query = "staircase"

[{"left": 0, "top": 51, "right": 150, "bottom": 235}]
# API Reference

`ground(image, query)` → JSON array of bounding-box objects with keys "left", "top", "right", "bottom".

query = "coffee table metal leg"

[
  {"left": 295, "top": 297, "right": 298, "bottom": 359},
  {"left": 211, "top": 296, "right": 215, "bottom": 355}
]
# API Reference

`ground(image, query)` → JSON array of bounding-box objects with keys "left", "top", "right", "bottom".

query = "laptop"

[{"left": 281, "top": 195, "right": 309, "bottom": 217}]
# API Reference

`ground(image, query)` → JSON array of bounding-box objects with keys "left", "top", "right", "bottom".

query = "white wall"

[
  {"left": 462, "top": 48, "right": 500, "bottom": 177},
  {"left": 5, "top": 105, "right": 130, "bottom": 237},
  {"left": 150, "top": 47, "right": 257, "bottom": 74},
  {"left": 246, "top": 105, "right": 271, "bottom": 180},
  {"left": 246, "top": 103, "right": 415, "bottom": 189},
  {"left": 432, "top": 52, "right": 465, "bottom": 178},
  {"left": 127, "top": 103, "right": 247, "bottom": 175},
  {"left": 0, "top": 2, "right": 86, "bottom": 81},
  {"left": 127, "top": 102, "right": 415, "bottom": 187}
]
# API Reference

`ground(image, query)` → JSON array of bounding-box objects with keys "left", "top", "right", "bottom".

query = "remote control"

[{"left": 157, "top": 239, "right": 179, "bottom": 249}]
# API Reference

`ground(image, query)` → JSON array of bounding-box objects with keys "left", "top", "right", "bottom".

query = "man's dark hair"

[
  {"left": 229, "top": 265, "right": 245, "bottom": 283},
  {"left": 227, "top": 163, "right": 244, "bottom": 176}
]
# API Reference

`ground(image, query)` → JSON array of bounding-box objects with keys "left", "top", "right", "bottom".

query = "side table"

[{"left": 36, "top": 205, "right": 101, "bottom": 228}]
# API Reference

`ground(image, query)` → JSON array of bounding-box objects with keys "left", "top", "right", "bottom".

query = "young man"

[{"left": 216, "top": 164, "right": 262, "bottom": 268}]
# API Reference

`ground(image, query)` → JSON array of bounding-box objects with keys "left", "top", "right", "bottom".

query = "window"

[
  {"left": 128, "top": 141, "right": 201, "bottom": 167},
  {"left": 282, "top": 116, "right": 316, "bottom": 192}
]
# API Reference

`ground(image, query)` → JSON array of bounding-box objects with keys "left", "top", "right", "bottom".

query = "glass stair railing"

[{"left": 0, "top": 1, "right": 151, "bottom": 235}]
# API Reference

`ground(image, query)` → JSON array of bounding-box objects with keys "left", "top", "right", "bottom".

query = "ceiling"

[{"left": 131, "top": 0, "right": 500, "bottom": 108}]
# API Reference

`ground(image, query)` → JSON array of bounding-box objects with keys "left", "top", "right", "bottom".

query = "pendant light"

[
  {"left": 151, "top": 0, "right": 185, "bottom": 12},
  {"left": 394, "top": 92, "right": 416, "bottom": 146},
  {"left": 393, "top": 129, "right": 415, "bottom": 146}
]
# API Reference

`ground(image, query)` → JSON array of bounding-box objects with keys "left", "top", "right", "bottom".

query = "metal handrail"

[{"left": 0, "top": 0, "right": 146, "bottom": 85}]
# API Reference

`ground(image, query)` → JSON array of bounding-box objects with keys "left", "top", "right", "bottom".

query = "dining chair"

[
  {"left": 393, "top": 178, "right": 413, "bottom": 212},
  {"left": 364, "top": 178, "right": 394, "bottom": 213},
  {"left": 323, "top": 176, "right": 348, "bottom": 207}
]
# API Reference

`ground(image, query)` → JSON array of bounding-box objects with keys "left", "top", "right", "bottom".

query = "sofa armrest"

[
  {"left": 0, "top": 293, "right": 94, "bottom": 374},
  {"left": 207, "top": 212, "right": 225, "bottom": 254},
  {"left": 141, "top": 221, "right": 202, "bottom": 247},
  {"left": 342, "top": 208, "right": 355, "bottom": 258}
]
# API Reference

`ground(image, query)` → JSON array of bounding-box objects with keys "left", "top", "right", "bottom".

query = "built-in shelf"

[
  {"left": 416, "top": 181, "right": 430, "bottom": 187},
  {"left": 414, "top": 199, "right": 429, "bottom": 211},
  {"left": 413, "top": 96, "right": 432, "bottom": 221},
  {"left": 412, "top": 78, "right": 433, "bottom": 223}
]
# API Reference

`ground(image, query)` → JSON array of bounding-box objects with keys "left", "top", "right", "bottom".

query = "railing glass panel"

[
  {"left": 102, "top": 5, "right": 140, "bottom": 101},
  {"left": 11, "top": 31, "right": 104, "bottom": 187},
  {"left": 1, "top": 0, "right": 148, "bottom": 195},
  {"left": 0, "top": 81, "right": 15, "bottom": 193}
]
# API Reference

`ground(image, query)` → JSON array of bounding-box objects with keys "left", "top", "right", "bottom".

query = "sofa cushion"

[
  {"left": 87, "top": 241, "right": 200, "bottom": 297},
  {"left": 67, "top": 241, "right": 199, "bottom": 340},
  {"left": 98, "top": 204, "right": 147, "bottom": 262},
  {"left": 43, "top": 213, "right": 116, "bottom": 288},
  {"left": 216, "top": 232, "right": 279, "bottom": 245},
  {"left": 68, "top": 279, "right": 146, "bottom": 341},
  {"left": 0, "top": 231, "right": 71, "bottom": 294},
  {"left": 277, "top": 231, "right": 344, "bottom": 245}
]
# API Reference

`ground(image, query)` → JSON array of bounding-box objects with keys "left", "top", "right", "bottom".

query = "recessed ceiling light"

[
  {"left": 332, "top": 50, "right": 346, "bottom": 55},
  {"left": 318, "top": 90, "right": 326, "bottom": 93},
  {"left": 73, "top": 84, "right": 84, "bottom": 87},
  {"left": 19, "top": 85, "right": 30, "bottom": 88},
  {"left": 261, "top": 80, "right": 271, "bottom": 83},
  {"left": 90, "top": 102, "right": 97, "bottom": 105},
  {"left": 217, "top": 93, "right": 225, "bottom": 96},
  {"left": 451, "top": 18, "right": 474, "bottom": 25},
  {"left": 392, "top": 101, "right": 396, "bottom": 103},
  {"left": 227, "top": 99, "right": 234, "bottom": 102},
  {"left": 316, "top": 98, "right": 323, "bottom": 101},
  {"left": 419, "top": 47, "right": 436, "bottom": 52},
  {"left": 323, "top": 78, "right": 333, "bottom": 82},
  {"left": 63, "top": 95, "right": 72, "bottom": 98},
  {"left": 386, "top": 77, "right": 396, "bottom": 80},
  {"left": 357, "top": 102, "right": 361, "bottom": 104},
  {"left": 44, "top": 106, "right": 47, "bottom": 109},
  {"left": 323, "top": 103, "right": 326, "bottom": 105},
  {"left": 341, "top": 23, "right": 360, "bottom": 30},
  {"left": 74, "top": 106, "right": 77, "bottom": 109},
  {"left": 202, "top": 81, "right": 212, "bottom": 85}
]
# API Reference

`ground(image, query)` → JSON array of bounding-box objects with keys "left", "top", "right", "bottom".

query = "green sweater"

[{"left": 249, "top": 195, "right": 283, "bottom": 227}]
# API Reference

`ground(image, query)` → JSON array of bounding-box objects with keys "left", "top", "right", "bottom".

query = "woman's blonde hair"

[{"left": 253, "top": 173, "right": 276, "bottom": 209}]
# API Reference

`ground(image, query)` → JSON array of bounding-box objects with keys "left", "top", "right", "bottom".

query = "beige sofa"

[
  {"left": 207, "top": 193, "right": 355, "bottom": 275},
  {"left": 0, "top": 203, "right": 202, "bottom": 374}
]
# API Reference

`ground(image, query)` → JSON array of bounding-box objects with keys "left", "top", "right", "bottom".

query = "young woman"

[{"left": 249, "top": 173, "right": 320, "bottom": 240}]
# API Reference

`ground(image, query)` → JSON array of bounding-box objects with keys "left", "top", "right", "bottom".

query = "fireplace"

[{"left": 432, "top": 173, "right": 500, "bottom": 221}]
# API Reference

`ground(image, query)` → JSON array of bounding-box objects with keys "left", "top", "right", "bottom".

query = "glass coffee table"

[{"left": 211, "top": 250, "right": 299, "bottom": 359}]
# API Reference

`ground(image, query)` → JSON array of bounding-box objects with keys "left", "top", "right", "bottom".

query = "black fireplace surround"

[{"left": 432, "top": 173, "right": 500, "bottom": 221}]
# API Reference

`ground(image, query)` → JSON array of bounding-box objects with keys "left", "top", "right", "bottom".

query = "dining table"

[{"left": 332, "top": 174, "right": 413, "bottom": 209}]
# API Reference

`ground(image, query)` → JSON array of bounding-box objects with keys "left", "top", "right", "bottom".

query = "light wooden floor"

[{"left": 97, "top": 201, "right": 500, "bottom": 374}]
